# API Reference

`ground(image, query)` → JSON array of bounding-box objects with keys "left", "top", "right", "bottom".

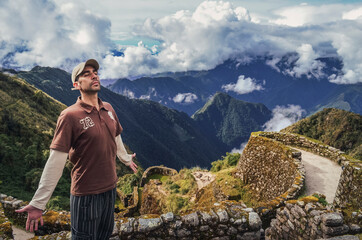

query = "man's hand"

[
  {"left": 129, "top": 153, "right": 138, "bottom": 173},
  {"left": 15, "top": 205, "right": 44, "bottom": 232}
]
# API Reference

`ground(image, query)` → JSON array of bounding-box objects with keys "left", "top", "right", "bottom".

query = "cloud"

[
  {"left": 263, "top": 105, "right": 305, "bottom": 132},
  {"left": 0, "top": 0, "right": 112, "bottom": 70},
  {"left": 222, "top": 75, "right": 263, "bottom": 94},
  {"left": 173, "top": 93, "right": 198, "bottom": 104},
  {"left": 0, "top": 1, "right": 362, "bottom": 85},
  {"left": 284, "top": 44, "right": 325, "bottom": 78},
  {"left": 230, "top": 141, "right": 248, "bottom": 154}
]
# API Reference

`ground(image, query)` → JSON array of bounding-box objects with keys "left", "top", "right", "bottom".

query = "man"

[{"left": 16, "top": 59, "right": 138, "bottom": 239}]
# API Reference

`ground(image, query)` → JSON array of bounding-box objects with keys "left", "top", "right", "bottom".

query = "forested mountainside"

[{"left": 192, "top": 92, "right": 271, "bottom": 152}]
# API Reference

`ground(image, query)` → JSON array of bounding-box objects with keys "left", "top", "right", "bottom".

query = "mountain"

[
  {"left": 192, "top": 92, "right": 272, "bottom": 152},
  {"left": 107, "top": 57, "right": 362, "bottom": 116},
  {"left": 0, "top": 72, "right": 70, "bottom": 205},
  {"left": 15, "top": 67, "right": 225, "bottom": 169},
  {"left": 281, "top": 108, "right": 362, "bottom": 159}
]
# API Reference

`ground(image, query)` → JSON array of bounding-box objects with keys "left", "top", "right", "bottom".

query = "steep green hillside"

[
  {"left": 192, "top": 92, "right": 272, "bottom": 151},
  {"left": 282, "top": 108, "right": 362, "bottom": 159},
  {"left": 0, "top": 72, "right": 70, "bottom": 207},
  {"left": 16, "top": 67, "right": 225, "bottom": 169}
]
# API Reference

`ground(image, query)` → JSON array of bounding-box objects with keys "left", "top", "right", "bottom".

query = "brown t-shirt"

[{"left": 50, "top": 97, "right": 123, "bottom": 196}]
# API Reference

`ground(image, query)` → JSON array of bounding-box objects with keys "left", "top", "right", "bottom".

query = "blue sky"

[{"left": 1, "top": 0, "right": 362, "bottom": 84}]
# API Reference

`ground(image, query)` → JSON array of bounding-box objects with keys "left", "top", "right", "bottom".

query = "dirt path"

[
  {"left": 295, "top": 148, "right": 343, "bottom": 203},
  {"left": 12, "top": 226, "right": 34, "bottom": 240},
  {"left": 192, "top": 171, "right": 215, "bottom": 190}
]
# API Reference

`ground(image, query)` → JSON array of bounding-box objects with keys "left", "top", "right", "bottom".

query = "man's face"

[{"left": 74, "top": 65, "right": 101, "bottom": 93}]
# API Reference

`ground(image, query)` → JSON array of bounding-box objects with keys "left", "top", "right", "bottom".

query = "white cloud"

[
  {"left": 222, "top": 75, "right": 263, "bottom": 95},
  {"left": 342, "top": 7, "right": 362, "bottom": 20},
  {"left": 231, "top": 141, "right": 248, "bottom": 154},
  {"left": 122, "top": 89, "right": 135, "bottom": 99},
  {"left": 285, "top": 44, "right": 325, "bottom": 78},
  {"left": 173, "top": 93, "right": 198, "bottom": 104},
  {"left": 263, "top": 105, "right": 305, "bottom": 132},
  {"left": 0, "top": 1, "right": 362, "bottom": 85},
  {"left": 0, "top": 0, "right": 112, "bottom": 71}
]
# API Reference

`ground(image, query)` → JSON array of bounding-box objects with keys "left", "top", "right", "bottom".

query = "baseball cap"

[{"left": 71, "top": 59, "right": 99, "bottom": 85}]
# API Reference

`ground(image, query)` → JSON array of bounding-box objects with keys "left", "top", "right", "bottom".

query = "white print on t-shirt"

[
  {"left": 80, "top": 117, "right": 95, "bottom": 130},
  {"left": 108, "top": 111, "right": 115, "bottom": 121}
]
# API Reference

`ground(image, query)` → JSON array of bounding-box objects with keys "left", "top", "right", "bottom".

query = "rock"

[
  {"left": 200, "top": 225, "right": 209, "bottom": 232},
  {"left": 348, "top": 224, "right": 361, "bottom": 234},
  {"left": 200, "top": 212, "right": 212, "bottom": 224},
  {"left": 120, "top": 218, "right": 135, "bottom": 234},
  {"left": 182, "top": 212, "right": 199, "bottom": 227},
  {"left": 322, "top": 213, "right": 344, "bottom": 227},
  {"left": 240, "top": 231, "right": 261, "bottom": 240},
  {"left": 176, "top": 228, "right": 191, "bottom": 237},
  {"left": 161, "top": 212, "right": 174, "bottom": 223},
  {"left": 248, "top": 212, "right": 262, "bottom": 230},
  {"left": 321, "top": 224, "right": 349, "bottom": 237},
  {"left": 216, "top": 209, "right": 229, "bottom": 223},
  {"left": 138, "top": 218, "right": 162, "bottom": 232}
]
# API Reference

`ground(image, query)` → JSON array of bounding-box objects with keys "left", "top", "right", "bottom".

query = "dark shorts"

[{"left": 70, "top": 188, "right": 116, "bottom": 240}]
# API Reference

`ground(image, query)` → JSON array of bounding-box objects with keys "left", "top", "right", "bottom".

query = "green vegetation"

[
  {"left": 282, "top": 108, "right": 362, "bottom": 159},
  {"left": 117, "top": 170, "right": 143, "bottom": 196},
  {"left": 0, "top": 72, "right": 71, "bottom": 208},
  {"left": 312, "top": 193, "right": 328, "bottom": 206},
  {"left": 211, "top": 152, "right": 241, "bottom": 172}
]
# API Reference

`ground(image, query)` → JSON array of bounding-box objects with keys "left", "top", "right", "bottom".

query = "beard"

[{"left": 79, "top": 84, "right": 101, "bottom": 94}]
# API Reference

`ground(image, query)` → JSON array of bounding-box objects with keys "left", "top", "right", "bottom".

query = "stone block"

[
  {"left": 240, "top": 231, "right": 261, "bottom": 240},
  {"left": 248, "top": 212, "right": 262, "bottom": 230},
  {"left": 287, "top": 220, "right": 295, "bottom": 230},
  {"left": 176, "top": 228, "right": 191, "bottom": 237},
  {"left": 321, "top": 213, "right": 344, "bottom": 227},
  {"left": 200, "top": 211, "right": 212, "bottom": 224},
  {"left": 120, "top": 218, "right": 135, "bottom": 234},
  {"left": 216, "top": 209, "right": 229, "bottom": 223},
  {"left": 182, "top": 212, "right": 199, "bottom": 227},
  {"left": 321, "top": 224, "right": 349, "bottom": 237},
  {"left": 227, "top": 226, "right": 238, "bottom": 235},
  {"left": 348, "top": 224, "right": 361, "bottom": 234},
  {"left": 161, "top": 212, "right": 174, "bottom": 223},
  {"left": 137, "top": 218, "right": 162, "bottom": 232}
]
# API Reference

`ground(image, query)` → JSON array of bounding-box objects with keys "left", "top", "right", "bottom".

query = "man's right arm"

[{"left": 16, "top": 149, "right": 68, "bottom": 232}]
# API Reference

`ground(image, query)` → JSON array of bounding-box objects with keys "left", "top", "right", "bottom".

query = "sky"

[{"left": 1, "top": 0, "right": 362, "bottom": 84}]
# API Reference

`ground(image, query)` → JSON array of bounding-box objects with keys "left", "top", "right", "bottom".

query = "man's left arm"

[{"left": 115, "top": 134, "right": 138, "bottom": 173}]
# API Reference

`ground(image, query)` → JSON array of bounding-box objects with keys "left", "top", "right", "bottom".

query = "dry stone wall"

[
  {"left": 258, "top": 132, "right": 349, "bottom": 165},
  {"left": 140, "top": 166, "right": 178, "bottom": 187},
  {"left": 257, "top": 132, "right": 361, "bottom": 214},
  {"left": 265, "top": 198, "right": 361, "bottom": 240},
  {"left": 333, "top": 163, "right": 361, "bottom": 216},
  {"left": 235, "top": 134, "right": 303, "bottom": 202}
]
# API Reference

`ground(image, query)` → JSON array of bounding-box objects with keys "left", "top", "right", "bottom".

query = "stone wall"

[
  {"left": 257, "top": 132, "right": 361, "bottom": 213},
  {"left": 333, "top": 163, "right": 362, "bottom": 215},
  {"left": 235, "top": 134, "right": 304, "bottom": 202},
  {"left": 258, "top": 132, "right": 349, "bottom": 165},
  {"left": 265, "top": 197, "right": 361, "bottom": 239},
  {"left": 0, "top": 194, "right": 70, "bottom": 236},
  {"left": 0, "top": 202, "right": 13, "bottom": 239},
  {"left": 140, "top": 166, "right": 178, "bottom": 187},
  {"left": 118, "top": 201, "right": 263, "bottom": 239}
]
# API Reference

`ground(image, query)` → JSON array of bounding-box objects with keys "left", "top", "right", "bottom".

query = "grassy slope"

[{"left": 282, "top": 108, "right": 362, "bottom": 159}]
